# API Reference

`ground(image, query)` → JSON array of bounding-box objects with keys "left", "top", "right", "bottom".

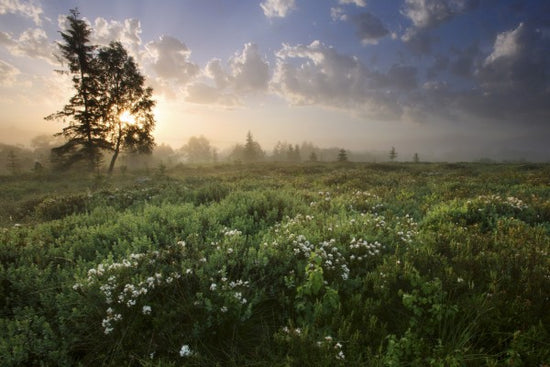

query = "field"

[{"left": 1, "top": 162, "right": 549, "bottom": 366}]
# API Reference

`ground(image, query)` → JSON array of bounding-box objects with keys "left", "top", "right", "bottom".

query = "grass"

[{"left": 1, "top": 162, "right": 549, "bottom": 366}]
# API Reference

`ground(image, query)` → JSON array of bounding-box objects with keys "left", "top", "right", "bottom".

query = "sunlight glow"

[{"left": 119, "top": 110, "right": 136, "bottom": 125}]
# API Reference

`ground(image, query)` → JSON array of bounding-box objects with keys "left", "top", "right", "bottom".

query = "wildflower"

[
  {"left": 179, "top": 344, "right": 193, "bottom": 357},
  {"left": 336, "top": 350, "right": 345, "bottom": 360},
  {"left": 457, "top": 277, "right": 464, "bottom": 283},
  {"left": 220, "top": 306, "right": 228, "bottom": 313},
  {"left": 186, "top": 268, "right": 193, "bottom": 274},
  {"left": 210, "top": 283, "right": 217, "bottom": 291},
  {"left": 142, "top": 305, "right": 152, "bottom": 315}
]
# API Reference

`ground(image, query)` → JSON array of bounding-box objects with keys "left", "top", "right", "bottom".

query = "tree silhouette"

[
  {"left": 45, "top": 9, "right": 109, "bottom": 170},
  {"left": 243, "top": 131, "right": 263, "bottom": 162},
  {"left": 181, "top": 136, "right": 212, "bottom": 163},
  {"left": 337, "top": 149, "right": 348, "bottom": 162},
  {"left": 6, "top": 150, "right": 19, "bottom": 175},
  {"left": 97, "top": 41, "right": 155, "bottom": 174},
  {"left": 389, "top": 146, "right": 397, "bottom": 162},
  {"left": 46, "top": 9, "right": 155, "bottom": 173},
  {"left": 413, "top": 152, "right": 419, "bottom": 163}
]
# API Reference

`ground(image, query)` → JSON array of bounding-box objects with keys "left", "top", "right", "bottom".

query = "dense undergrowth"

[{"left": 1, "top": 162, "right": 549, "bottom": 366}]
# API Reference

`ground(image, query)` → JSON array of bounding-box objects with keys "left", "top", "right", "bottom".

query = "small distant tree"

[
  {"left": 309, "top": 151, "right": 318, "bottom": 162},
  {"left": 337, "top": 149, "right": 348, "bottom": 162},
  {"left": 413, "top": 152, "right": 419, "bottom": 163},
  {"left": 6, "top": 150, "right": 19, "bottom": 175},
  {"left": 181, "top": 136, "right": 212, "bottom": 163},
  {"left": 389, "top": 146, "right": 397, "bottom": 162},
  {"left": 243, "top": 131, "right": 264, "bottom": 162}
]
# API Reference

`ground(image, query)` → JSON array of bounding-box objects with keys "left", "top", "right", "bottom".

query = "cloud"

[
  {"left": 144, "top": 35, "right": 200, "bottom": 85},
  {"left": 185, "top": 83, "right": 240, "bottom": 107},
  {"left": 260, "top": 0, "right": 296, "bottom": 18},
  {"left": 330, "top": 7, "right": 347, "bottom": 22},
  {"left": 479, "top": 23, "right": 548, "bottom": 93},
  {"left": 0, "top": 28, "right": 56, "bottom": 64},
  {"left": 92, "top": 17, "right": 142, "bottom": 56},
  {"left": 351, "top": 12, "right": 389, "bottom": 45},
  {"left": 401, "top": 0, "right": 479, "bottom": 53},
  {"left": 0, "top": 59, "right": 19, "bottom": 86},
  {"left": 0, "top": 0, "right": 43, "bottom": 25},
  {"left": 187, "top": 43, "right": 270, "bottom": 105},
  {"left": 484, "top": 23, "right": 524, "bottom": 65},
  {"left": 402, "top": 0, "right": 479, "bottom": 30},
  {"left": 229, "top": 43, "right": 270, "bottom": 92},
  {"left": 271, "top": 40, "right": 407, "bottom": 119},
  {"left": 338, "top": 0, "right": 366, "bottom": 6}
]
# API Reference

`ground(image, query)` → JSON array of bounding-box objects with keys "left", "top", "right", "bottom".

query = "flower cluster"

[
  {"left": 292, "top": 236, "right": 350, "bottom": 281},
  {"left": 317, "top": 336, "right": 345, "bottom": 361},
  {"left": 101, "top": 307, "right": 122, "bottom": 334},
  {"left": 476, "top": 195, "right": 528, "bottom": 210},
  {"left": 348, "top": 238, "right": 384, "bottom": 262}
]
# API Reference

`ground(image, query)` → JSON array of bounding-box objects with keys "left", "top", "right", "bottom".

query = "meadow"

[{"left": 1, "top": 162, "right": 549, "bottom": 366}]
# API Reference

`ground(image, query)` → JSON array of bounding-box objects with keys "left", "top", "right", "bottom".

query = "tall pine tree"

[{"left": 46, "top": 9, "right": 109, "bottom": 170}]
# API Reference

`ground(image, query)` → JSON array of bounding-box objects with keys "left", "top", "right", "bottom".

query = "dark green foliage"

[{"left": 1, "top": 162, "right": 549, "bottom": 365}]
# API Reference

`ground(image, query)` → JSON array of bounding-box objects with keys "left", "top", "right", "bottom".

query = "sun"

[{"left": 119, "top": 110, "right": 136, "bottom": 125}]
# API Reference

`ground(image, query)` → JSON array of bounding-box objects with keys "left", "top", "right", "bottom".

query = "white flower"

[
  {"left": 142, "top": 305, "right": 152, "bottom": 315},
  {"left": 210, "top": 283, "right": 217, "bottom": 291},
  {"left": 179, "top": 344, "right": 192, "bottom": 357},
  {"left": 220, "top": 306, "right": 228, "bottom": 313}
]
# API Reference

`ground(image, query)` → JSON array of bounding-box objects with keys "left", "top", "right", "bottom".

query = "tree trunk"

[{"left": 108, "top": 124, "right": 122, "bottom": 175}]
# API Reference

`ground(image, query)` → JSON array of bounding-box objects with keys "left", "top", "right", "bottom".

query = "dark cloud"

[{"left": 351, "top": 12, "right": 390, "bottom": 45}]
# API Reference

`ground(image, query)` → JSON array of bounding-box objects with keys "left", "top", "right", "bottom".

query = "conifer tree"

[
  {"left": 46, "top": 9, "right": 109, "bottom": 170},
  {"left": 337, "top": 148, "right": 348, "bottom": 162},
  {"left": 389, "top": 146, "right": 397, "bottom": 162}
]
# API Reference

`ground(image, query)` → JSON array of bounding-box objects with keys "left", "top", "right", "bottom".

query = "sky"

[{"left": 0, "top": 0, "right": 549, "bottom": 161}]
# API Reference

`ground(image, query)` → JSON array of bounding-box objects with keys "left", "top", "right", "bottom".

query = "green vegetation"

[{"left": 1, "top": 162, "right": 549, "bottom": 366}]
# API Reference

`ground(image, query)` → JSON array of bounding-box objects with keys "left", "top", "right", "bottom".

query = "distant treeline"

[{"left": 0, "top": 133, "right": 393, "bottom": 175}]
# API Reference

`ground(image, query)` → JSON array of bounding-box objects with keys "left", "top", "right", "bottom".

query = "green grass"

[{"left": 1, "top": 162, "right": 549, "bottom": 366}]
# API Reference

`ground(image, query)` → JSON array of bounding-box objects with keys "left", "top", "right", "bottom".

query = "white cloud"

[
  {"left": 0, "top": 0, "right": 43, "bottom": 25},
  {"left": 330, "top": 7, "right": 347, "bottom": 21},
  {"left": 401, "top": 0, "right": 479, "bottom": 50},
  {"left": 338, "top": 0, "right": 366, "bottom": 7},
  {"left": 484, "top": 22, "right": 523, "bottom": 65},
  {"left": 92, "top": 17, "right": 142, "bottom": 56},
  {"left": 0, "top": 59, "right": 19, "bottom": 86},
  {"left": 260, "top": 0, "right": 296, "bottom": 18},
  {"left": 185, "top": 83, "right": 240, "bottom": 107},
  {"left": 144, "top": 35, "right": 200, "bottom": 85},
  {"left": 272, "top": 40, "right": 369, "bottom": 106},
  {"left": 187, "top": 43, "right": 269, "bottom": 105},
  {"left": 229, "top": 43, "right": 270, "bottom": 92},
  {"left": 0, "top": 28, "right": 56, "bottom": 64}
]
